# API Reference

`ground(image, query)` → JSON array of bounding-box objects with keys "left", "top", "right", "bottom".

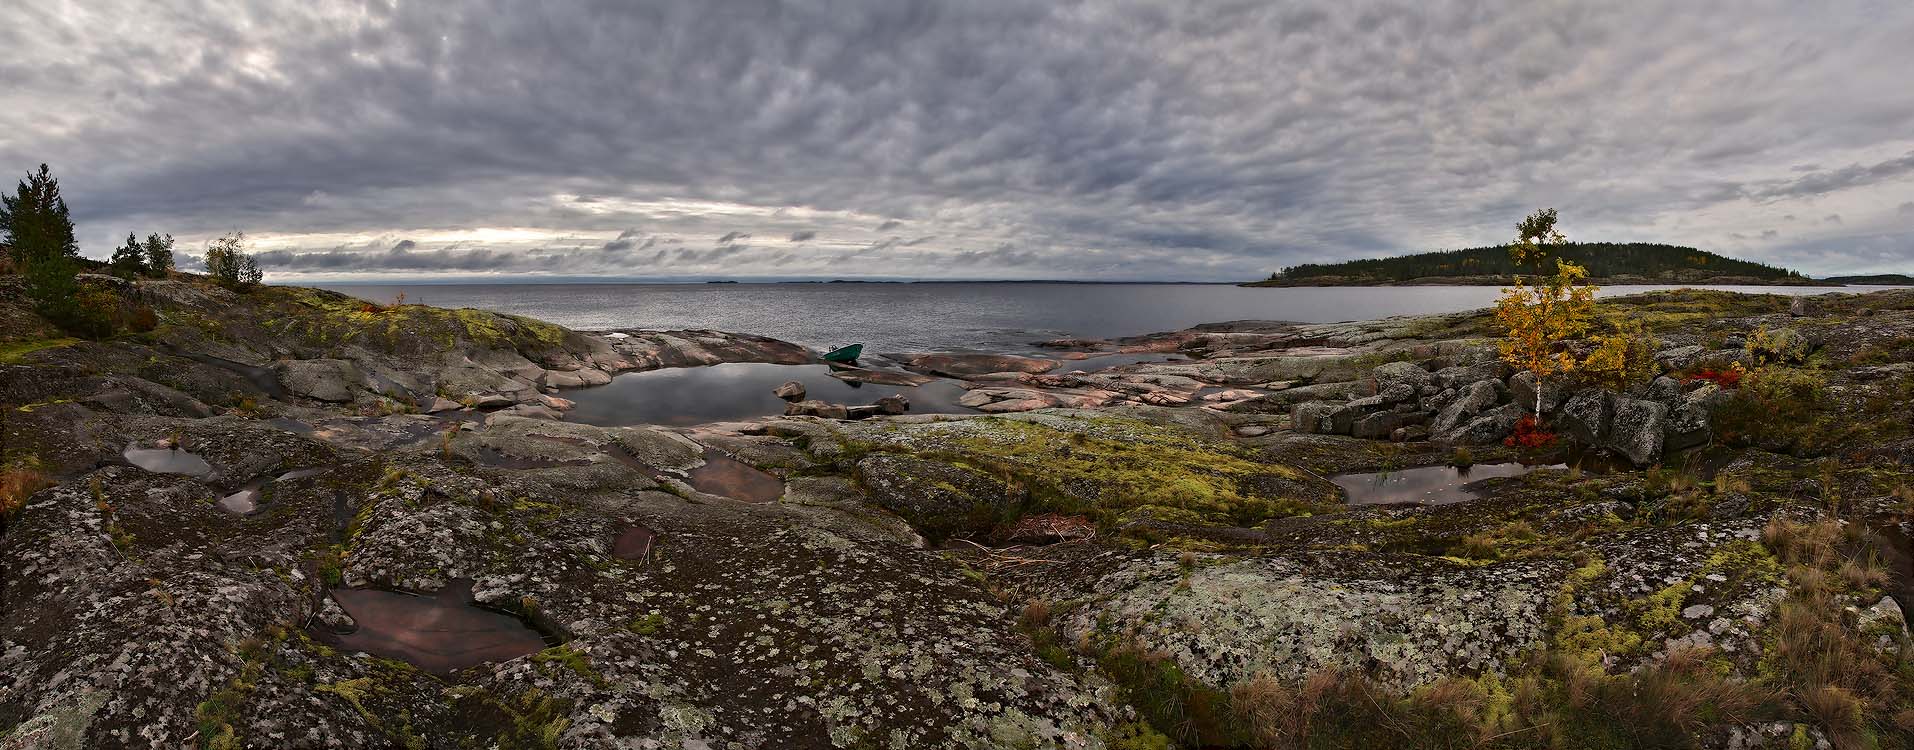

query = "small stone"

[
  {"left": 1682, "top": 604, "right": 1715, "bottom": 620},
  {"left": 773, "top": 381, "right": 807, "bottom": 401}
]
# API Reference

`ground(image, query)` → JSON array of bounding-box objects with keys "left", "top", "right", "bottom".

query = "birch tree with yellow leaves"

[{"left": 1496, "top": 209, "right": 1597, "bottom": 415}]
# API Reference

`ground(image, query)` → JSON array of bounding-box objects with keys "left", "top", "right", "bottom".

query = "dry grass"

[{"left": 1, "top": 461, "right": 53, "bottom": 519}]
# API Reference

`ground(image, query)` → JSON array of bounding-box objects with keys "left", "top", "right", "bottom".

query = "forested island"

[{"left": 1251, "top": 242, "right": 1824, "bottom": 287}]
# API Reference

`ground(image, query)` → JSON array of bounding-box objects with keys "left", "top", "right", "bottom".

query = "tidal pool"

[
  {"left": 1333, "top": 462, "right": 1559, "bottom": 505},
  {"left": 122, "top": 446, "right": 213, "bottom": 477},
  {"left": 612, "top": 525, "right": 658, "bottom": 561},
  {"left": 563, "top": 362, "right": 972, "bottom": 426},
  {"left": 683, "top": 452, "right": 785, "bottom": 503},
  {"left": 317, "top": 579, "right": 551, "bottom": 673}
]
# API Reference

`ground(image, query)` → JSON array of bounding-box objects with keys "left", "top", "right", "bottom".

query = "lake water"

[{"left": 315, "top": 282, "right": 1872, "bottom": 354}]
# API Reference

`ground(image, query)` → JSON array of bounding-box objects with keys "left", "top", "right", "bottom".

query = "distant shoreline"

[{"left": 1243, "top": 274, "right": 1846, "bottom": 288}]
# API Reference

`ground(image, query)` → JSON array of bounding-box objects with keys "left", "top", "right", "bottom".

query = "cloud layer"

[{"left": 5, "top": 1, "right": 1912, "bottom": 280}]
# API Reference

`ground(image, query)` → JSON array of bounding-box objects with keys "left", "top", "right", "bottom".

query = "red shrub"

[
  {"left": 1682, "top": 367, "right": 1743, "bottom": 388},
  {"left": 1505, "top": 415, "right": 1558, "bottom": 449}
]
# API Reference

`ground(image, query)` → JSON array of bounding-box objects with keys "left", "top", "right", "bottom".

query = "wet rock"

[
  {"left": 1606, "top": 396, "right": 1668, "bottom": 465},
  {"left": 875, "top": 393, "right": 911, "bottom": 415},
  {"left": 904, "top": 353, "right": 1056, "bottom": 378},
  {"left": 783, "top": 399, "right": 849, "bottom": 419},
  {"left": 826, "top": 366, "right": 938, "bottom": 386},
  {"left": 957, "top": 387, "right": 1060, "bottom": 413},
  {"left": 772, "top": 380, "right": 807, "bottom": 401},
  {"left": 317, "top": 595, "right": 357, "bottom": 631},
  {"left": 275, "top": 358, "right": 363, "bottom": 402}
]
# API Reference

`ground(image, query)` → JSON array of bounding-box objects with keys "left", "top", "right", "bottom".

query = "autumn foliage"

[
  {"left": 1504, "top": 415, "right": 1558, "bottom": 449},
  {"left": 1495, "top": 209, "right": 1596, "bottom": 415}
]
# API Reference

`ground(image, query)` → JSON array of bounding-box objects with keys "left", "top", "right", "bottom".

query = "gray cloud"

[{"left": 4, "top": 1, "right": 1913, "bottom": 280}]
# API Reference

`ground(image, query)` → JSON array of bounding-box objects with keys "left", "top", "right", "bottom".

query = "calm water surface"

[
  {"left": 565, "top": 363, "right": 972, "bottom": 426},
  {"left": 314, "top": 282, "right": 1872, "bottom": 354}
]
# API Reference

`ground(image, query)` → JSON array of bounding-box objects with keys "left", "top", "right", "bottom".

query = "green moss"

[
  {"left": 921, "top": 416, "right": 1324, "bottom": 527},
  {"left": 531, "top": 644, "right": 603, "bottom": 686},
  {"left": 0, "top": 337, "right": 80, "bottom": 363},
  {"left": 627, "top": 613, "right": 666, "bottom": 635}
]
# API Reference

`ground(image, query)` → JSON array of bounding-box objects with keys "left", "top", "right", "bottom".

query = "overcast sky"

[{"left": 5, "top": 1, "right": 1912, "bottom": 281}]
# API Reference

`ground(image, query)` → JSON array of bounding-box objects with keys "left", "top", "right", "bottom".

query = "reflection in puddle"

[
  {"left": 684, "top": 452, "right": 785, "bottom": 503},
  {"left": 217, "top": 468, "right": 328, "bottom": 515},
  {"left": 1333, "top": 462, "right": 1559, "bottom": 505},
  {"left": 316, "top": 579, "right": 550, "bottom": 674},
  {"left": 612, "top": 526, "right": 657, "bottom": 561},
  {"left": 123, "top": 446, "right": 213, "bottom": 477},
  {"left": 564, "top": 363, "right": 973, "bottom": 427}
]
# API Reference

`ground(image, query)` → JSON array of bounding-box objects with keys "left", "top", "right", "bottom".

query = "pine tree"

[
  {"left": 110, "top": 232, "right": 148, "bottom": 279},
  {"left": 0, "top": 164, "right": 80, "bottom": 268},
  {"left": 141, "top": 233, "right": 175, "bottom": 276}
]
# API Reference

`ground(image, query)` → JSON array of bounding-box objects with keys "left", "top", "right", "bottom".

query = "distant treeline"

[{"left": 1270, "top": 243, "right": 1808, "bottom": 282}]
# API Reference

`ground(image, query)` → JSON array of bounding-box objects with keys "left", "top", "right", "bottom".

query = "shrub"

[
  {"left": 204, "top": 231, "right": 263, "bottom": 291},
  {"left": 1581, "top": 318, "right": 1659, "bottom": 389},
  {"left": 1505, "top": 415, "right": 1558, "bottom": 449},
  {"left": 1711, "top": 368, "right": 1832, "bottom": 454},
  {"left": 1682, "top": 363, "right": 1745, "bottom": 388},
  {"left": 24, "top": 257, "right": 114, "bottom": 338}
]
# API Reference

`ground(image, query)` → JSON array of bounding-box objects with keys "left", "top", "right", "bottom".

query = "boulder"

[
  {"left": 1558, "top": 389, "right": 1612, "bottom": 445},
  {"left": 773, "top": 380, "right": 807, "bottom": 401},
  {"left": 1433, "top": 361, "right": 1506, "bottom": 390},
  {"left": 1292, "top": 401, "right": 1354, "bottom": 435},
  {"left": 1431, "top": 380, "right": 1502, "bottom": 436},
  {"left": 424, "top": 397, "right": 464, "bottom": 413},
  {"left": 784, "top": 400, "right": 850, "bottom": 419},
  {"left": 1507, "top": 371, "right": 1566, "bottom": 414},
  {"left": 1354, "top": 410, "right": 1427, "bottom": 440},
  {"left": 1643, "top": 375, "right": 1683, "bottom": 406},
  {"left": 1605, "top": 397, "right": 1668, "bottom": 465},
  {"left": 540, "top": 368, "right": 612, "bottom": 388},
  {"left": 1436, "top": 403, "right": 1525, "bottom": 445},
  {"left": 875, "top": 394, "right": 911, "bottom": 415},
  {"left": 1665, "top": 383, "right": 1726, "bottom": 451},
  {"left": 275, "top": 358, "right": 362, "bottom": 403},
  {"left": 1372, "top": 361, "right": 1433, "bottom": 392}
]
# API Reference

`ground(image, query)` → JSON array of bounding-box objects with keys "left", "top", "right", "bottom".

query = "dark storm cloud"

[{"left": 4, "top": 1, "right": 1913, "bottom": 280}]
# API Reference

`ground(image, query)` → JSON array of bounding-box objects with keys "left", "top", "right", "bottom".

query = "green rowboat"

[{"left": 822, "top": 344, "right": 863, "bottom": 363}]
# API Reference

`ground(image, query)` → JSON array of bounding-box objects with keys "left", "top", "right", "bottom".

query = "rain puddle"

[
  {"left": 683, "top": 451, "right": 785, "bottom": 503},
  {"left": 123, "top": 445, "right": 213, "bottom": 477},
  {"left": 315, "top": 579, "right": 551, "bottom": 674},
  {"left": 218, "top": 468, "right": 328, "bottom": 515},
  {"left": 612, "top": 525, "right": 658, "bottom": 562},
  {"left": 1872, "top": 520, "right": 1913, "bottom": 616},
  {"left": 1333, "top": 462, "right": 1560, "bottom": 505},
  {"left": 563, "top": 363, "right": 973, "bottom": 426}
]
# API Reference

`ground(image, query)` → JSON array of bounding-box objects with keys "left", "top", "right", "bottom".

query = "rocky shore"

[{"left": 2, "top": 277, "right": 1910, "bottom": 749}]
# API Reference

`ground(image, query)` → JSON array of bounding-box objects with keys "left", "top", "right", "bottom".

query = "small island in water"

[{"left": 1248, "top": 242, "right": 1829, "bottom": 287}]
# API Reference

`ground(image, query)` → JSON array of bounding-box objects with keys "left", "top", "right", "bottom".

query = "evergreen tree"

[
  {"left": 0, "top": 164, "right": 80, "bottom": 268},
  {"left": 110, "top": 232, "right": 148, "bottom": 279},
  {"left": 141, "top": 233, "right": 175, "bottom": 276}
]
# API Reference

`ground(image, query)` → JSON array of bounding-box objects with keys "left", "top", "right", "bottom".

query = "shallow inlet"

[
  {"left": 562, "top": 362, "right": 972, "bottom": 426},
  {"left": 317, "top": 579, "right": 550, "bottom": 673},
  {"left": 1333, "top": 462, "right": 1560, "bottom": 505},
  {"left": 122, "top": 446, "right": 213, "bottom": 477}
]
